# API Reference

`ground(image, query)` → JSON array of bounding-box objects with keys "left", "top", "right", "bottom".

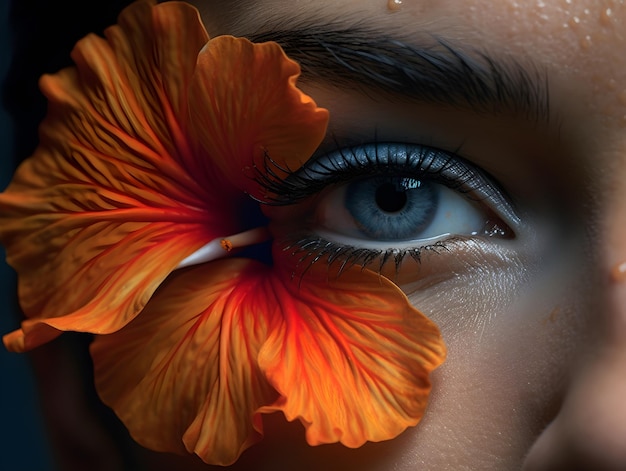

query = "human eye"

[{"left": 261, "top": 142, "right": 520, "bottom": 278}]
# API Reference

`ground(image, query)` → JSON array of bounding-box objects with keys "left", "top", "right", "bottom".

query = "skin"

[
  {"left": 9, "top": 0, "right": 626, "bottom": 470},
  {"left": 186, "top": 1, "right": 626, "bottom": 470}
]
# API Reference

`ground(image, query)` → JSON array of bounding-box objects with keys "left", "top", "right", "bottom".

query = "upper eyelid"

[{"left": 257, "top": 142, "right": 520, "bottom": 229}]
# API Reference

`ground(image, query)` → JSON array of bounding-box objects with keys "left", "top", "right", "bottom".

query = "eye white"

[{"left": 314, "top": 182, "right": 485, "bottom": 249}]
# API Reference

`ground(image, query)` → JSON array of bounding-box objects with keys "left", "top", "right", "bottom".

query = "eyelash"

[
  {"left": 257, "top": 142, "right": 491, "bottom": 205},
  {"left": 279, "top": 231, "right": 458, "bottom": 280},
  {"left": 254, "top": 142, "right": 516, "bottom": 278}
]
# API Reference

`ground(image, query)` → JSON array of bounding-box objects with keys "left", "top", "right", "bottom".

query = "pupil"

[{"left": 375, "top": 182, "right": 407, "bottom": 213}]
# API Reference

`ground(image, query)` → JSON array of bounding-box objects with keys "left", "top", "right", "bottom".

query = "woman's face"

[{"left": 167, "top": 1, "right": 626, "bottom": 470}]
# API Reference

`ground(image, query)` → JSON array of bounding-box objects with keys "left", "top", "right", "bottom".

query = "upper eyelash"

[{"left": 254, "top": 142, "right": 498, "bottom": 207}]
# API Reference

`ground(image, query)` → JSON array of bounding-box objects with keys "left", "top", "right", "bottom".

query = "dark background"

[
  {"left": 0, "top": 2, "right": 52, "bottom": 470},
  {"left": 0, "top": 1, "right": 133, "bottom": 469}
]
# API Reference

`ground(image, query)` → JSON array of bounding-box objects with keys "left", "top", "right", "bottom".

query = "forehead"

[{"left": 195, "top": 0, "right": 624, "bottom": 56}]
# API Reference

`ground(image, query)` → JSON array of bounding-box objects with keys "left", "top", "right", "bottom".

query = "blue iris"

[{"left": 344, "top": 176, "right": 439, "bottom": 240}]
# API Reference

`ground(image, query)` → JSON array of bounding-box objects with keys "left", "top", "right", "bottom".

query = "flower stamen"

[
  {"left": 178, "top": 227, "right": 271, "bottom": 269},
  {"left": 220, "top": 227, "right": 270, "bottom": 252}
]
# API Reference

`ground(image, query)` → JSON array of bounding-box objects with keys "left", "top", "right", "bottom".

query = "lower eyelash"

[{"left": 278, "top": 232, "right": 455, "bottom": 280}]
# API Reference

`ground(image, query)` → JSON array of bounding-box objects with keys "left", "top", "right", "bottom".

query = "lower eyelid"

[
  {"left": 314, "top": 229, "right": 452, "bottom": 251},
  {"left": 276, "top": 232, "right": 448, "bottom": 281},
  {"left": 276, "top": 232, "right": 522, "bottom": 285}
]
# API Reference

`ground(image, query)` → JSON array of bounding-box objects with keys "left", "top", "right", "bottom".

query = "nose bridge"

[
  {"left": 600, "top": 142, "right": 626, "bottom": 331},
  {"left": 559, "top": 140, "right": 626, "bottom": 468},
  {"left": 565, "top": 279, "right": 626, "bottom": 468},
  {"left": 522, "top": 284, "right": 626, "bottom": 471},
  {"left": 522, "top": 144, "right": 626, "bottom": 471},
  {"left": 586, "top": 144, "right": 626, "bottom": 377}
]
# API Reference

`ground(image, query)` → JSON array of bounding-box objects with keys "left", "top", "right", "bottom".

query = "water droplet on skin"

[
  {"left": 600, "top": 7, "right": 613, "bottom": 26},
  {"left": 580, "top": 34, "right": 592, "bottom": 49},
  {"left": 611, "top": 260, "right": 626, "bottom": 283},
  {"left": 569, "top": 16, "right": 581, "bottom": 29},
  {"left": 387, "top": 0, "right": 403, "bottom": 11}
]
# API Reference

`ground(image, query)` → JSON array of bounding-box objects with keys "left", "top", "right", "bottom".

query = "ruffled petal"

[
  {"left": 188, "top": 36, "right": 329, "bottom": 198},
  {"left": 90, "top": 259, "right": 278, "bottom": 466},
  {"left": 91, "top": 247, "right": 444, "bottom": 462},
  {"left": 0, "top": 1, "right": 239, "bottom": 351},
  {"left": 258, "top": 252, "right": 447, "bottom": 447},
  {"left": 2, "top": 220, "right": 212, "bottom": 352}
]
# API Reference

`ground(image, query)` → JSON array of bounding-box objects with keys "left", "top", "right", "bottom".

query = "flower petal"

[
  {"left": 90, "top": 259, "right": 278, "bottom": 466},
  {"left": 188, "top": 36, "right": 329, "bottom": 198},
  {"left": 0, "top": 1, "right": 239, "bottom": 351},
  {"left": 91, "top": 246, "right": 445, "bottom": 462},
  {"left": 2, "top": 221, "right": 212, "bottom": 352},
  {"left": 258, "top": 252, "right": 447, "bottom": 447}
]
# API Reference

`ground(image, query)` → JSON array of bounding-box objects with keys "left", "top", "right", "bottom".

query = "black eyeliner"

[{"left": 256, "top": 142, "right": 519, "bottom": 228}]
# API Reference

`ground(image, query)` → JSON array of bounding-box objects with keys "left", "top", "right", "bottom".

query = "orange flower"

[{"left": 0, "top": 0, "right": 446, "bottom": 465}]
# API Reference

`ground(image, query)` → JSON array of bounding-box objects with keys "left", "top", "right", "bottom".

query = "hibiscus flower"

[{"left": 0, "top": 0, "right": 446, "bottom": 465}]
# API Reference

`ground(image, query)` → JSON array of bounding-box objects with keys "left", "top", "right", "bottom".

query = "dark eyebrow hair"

[{"left": 248, "top": 25, "right": 551, "bottom": 123}]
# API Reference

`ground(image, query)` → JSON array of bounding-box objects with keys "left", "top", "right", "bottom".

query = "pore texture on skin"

[{"left": 0, "top": 0, "right": 446, "bottom": 465}]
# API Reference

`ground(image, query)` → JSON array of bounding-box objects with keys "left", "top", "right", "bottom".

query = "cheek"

[{"left": 403, "top": 242, "right": 592, "bottom": 466}]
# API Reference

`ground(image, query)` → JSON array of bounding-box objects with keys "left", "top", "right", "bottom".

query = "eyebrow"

[{"left": 248, "top": 24, "right": 550, "bottom": 123}]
